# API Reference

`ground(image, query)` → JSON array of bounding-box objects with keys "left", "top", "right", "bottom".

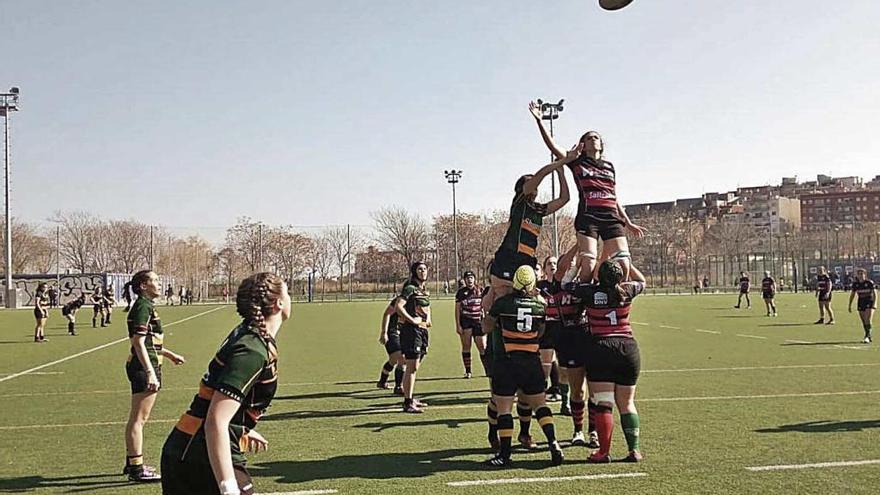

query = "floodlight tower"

[
  {"left": 537, "top": 98, "right": 564, "bottom": 257},
  {"left": 444, "top": 169, "right": 462, "bottom": 283},
  {"left": 2, "top": 87, "right": 19, "bottom": 308}
]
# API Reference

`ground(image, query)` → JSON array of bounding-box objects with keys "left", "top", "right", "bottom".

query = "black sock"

[
  {"left": 394, "top": 365, "right": 404, "bottom": 388},
  {"left": 379, "top": 362, "right": 393, "bottom": 384},
  {"left": 498, "top": 414, "right": 514, "bottom": 459},
  {"left": 462, "top": 352, "right": 472, "bottom": 374},
  {"left": 479, "top": 352, "right": 489, "bottom": 375},
  {"left": 517, "top": 404, "right": 532, "bottom": 436},
  {"left": 487, "top": 400, "right": 499, "bottom": 441},
  {"left": 535, "top": 405, "right": 557, "bottom": 443},
  {"left": 68, "top": 322, "right": 74, "bottom": 334}
]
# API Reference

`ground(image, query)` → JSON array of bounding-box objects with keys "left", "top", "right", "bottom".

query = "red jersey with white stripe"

[
  {"left": 567, "top": 156, "right": 618, "bottom": 209},
  {"left": 537, "top": 280, "right": 561, "bottom": 322},
  {"left": 570, "top": 281, "right": 645, "bottom": 338}
]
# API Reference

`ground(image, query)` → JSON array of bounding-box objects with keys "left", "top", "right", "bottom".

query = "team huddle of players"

[{"left": 376, "top": 103, "right": 649, "bottom": 467}]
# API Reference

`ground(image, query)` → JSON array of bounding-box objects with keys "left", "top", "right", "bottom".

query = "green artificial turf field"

[{"left": 0, "top": 292, "right": 878, "bottom": 494}]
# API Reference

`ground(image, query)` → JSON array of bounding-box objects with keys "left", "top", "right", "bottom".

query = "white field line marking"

[
  {"left": 447, "top": 472, "right": 648, "bottom": 486},
  {"left": 7, "top": 390, "right": 880, "bottom": 429},
  {"left": 834, "top": 345, "right": 869, "bottom": 351},
  {"left": 262, "top": 491, "right": 338, "bottom": 495},
  {"left": 659, "top": 325, "right": 681, "bottom": 330},
  {"left": 0, "top": 371, "right": 63, "bottom": 376},
  {"left": 785, "top": 338, "right": 872, "bottom": 352},
  {"left": 6, "top": 363, "right": 880, "bottom": 399},
  {"left": 736, "top": 334, "right": 768, "bottom": 340},
  {"left": 0, "top": 306, "right": 226, "bottom": 384},
  {"left": 695, "top": 328, "right": 721, "bottom": 334},
  {"left": 786, "top": 339, "right": 813, "bottom": 344},
  {"left": 746, "top": 459, "right": 880, "bottom": 472},
  {"left": 631, "top": 321, "right": 649, "bottom": 326}
]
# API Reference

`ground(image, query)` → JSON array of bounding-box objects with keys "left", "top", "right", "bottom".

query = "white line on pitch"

[
  {"left": 695, "top": 328, "right": 721, "bottom": 334},
  {"left": 746, "top": 459, "right": 880, "bottom": 472},
  {"left": 785, "top": 339, "right": 814, "bottom": 344},
  {"left": 0, "top": 371, "right": 63, "bottom": 376},
  {"left": 631, "top": 321, "right": 649, "bottom": 326},
  {"left": 447, "top": 472, "right": 648, "bottom": 486},
  {"left": 642, "top": 363, "right": 880, "bottom": 373},
  {"left": 659, "top": 325, "right": 680, "bottom": 329},
  {"left": 736, "top": 334, "right": 767, "bottom": 340},
  {"left": 0, "top": 306, "right": 226, "bottom": 384},
  {"left": 262, "top": 490, "right": 338, "bottom": 495},
  {"left": 9, "top": 390, "right": 880, "bottom": 429}
]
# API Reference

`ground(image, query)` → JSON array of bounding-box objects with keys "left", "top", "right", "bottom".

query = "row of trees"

[{"left": 5, "top": 208, "right": 879, "bottom": 294}]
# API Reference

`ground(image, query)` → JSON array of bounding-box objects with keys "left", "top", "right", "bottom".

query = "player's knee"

[{"left": 593, "top": 391, "right": 615, "bottom": 408}]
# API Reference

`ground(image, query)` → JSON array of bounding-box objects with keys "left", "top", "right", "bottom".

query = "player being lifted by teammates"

[
  {"left": 529, "top": 101, "right": 646, "bottom": 281},
  {"left": 569, "top": 260, "right": 647, "bottom": 463},
  {"left": 455, "top": 270, "right": 487, "bottom": 378},
  {"left": 481, "top": 145, "right": 580, "bottom": 329},
  {"left": 761, "top": 271, "right": 777, "bottom": 317},
  {"left": 483, "top": 265, "right": 564, "bottom": 468},
  {"left": 377, "top": 296, "right": 406, "bottom": 394},
  {"left": 396, "top": 262, "right": 432, "bottom": 413},
  {"left": 849, "top": 268, "right": 876, "bottom": 343},
  {"left": 814, "top": 266, "right": 834, "bottom": 325},
  {"left": 734, "top": 271, "right": 751, "bottom": 309}
]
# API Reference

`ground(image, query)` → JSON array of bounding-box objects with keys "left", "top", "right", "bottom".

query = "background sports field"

[{"left": 0, "top": 293, "right": 878, "bottom": 494}]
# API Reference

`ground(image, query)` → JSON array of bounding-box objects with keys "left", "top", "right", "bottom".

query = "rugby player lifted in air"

[
  {"left": 529, "top": 101, "right": 646, "bottom": 282},
  {"left": 455, "top": 270, "right": 487, "bottom": 378},
  {"left": 848, "top": 268, "right": 876, "bottom": 343},
  {"left": 481, "top": 145, "right": 580, "bottom": 334}
]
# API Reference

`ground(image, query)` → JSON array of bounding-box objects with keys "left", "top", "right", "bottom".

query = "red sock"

[{"left": 594, "top": 404, "right": 614, "bottom": 456}]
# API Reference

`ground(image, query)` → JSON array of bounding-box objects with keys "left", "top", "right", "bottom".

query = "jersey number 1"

[
  {"left": 605, "top": 310, "right": 618, "bottom": 325},
  {"left": 517, "top": 307, "right": 533, "bottom": 332}
]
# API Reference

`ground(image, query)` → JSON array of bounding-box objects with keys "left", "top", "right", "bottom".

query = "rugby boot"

[
  {"left": 549, "top": 441, "right": 564, "bottom": 466},
  {"left": 623, "top": 450, "right": 643, "bottom": 463}
]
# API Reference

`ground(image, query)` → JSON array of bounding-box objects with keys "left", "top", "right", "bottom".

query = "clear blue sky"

[{"left": 4, "top": 0, "right": 879, "bottom": 241}]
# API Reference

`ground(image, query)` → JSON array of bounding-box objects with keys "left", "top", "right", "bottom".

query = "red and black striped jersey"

[
  {"left": 455, "top": 286, "right": 483, "bottom": 321},
  {"left": 816, "top": 274, "right": 831, "bottom": 294},
  {"left": 739, "top": 277, "right": 750, "bottom": 290},
  {"left": 556, "top": 289, "right": 588, "bottom": 329},
  {"left": 761, "top": 277, "right": 775, "bottom": 292},
  {"left": 567, "top": 156, "right": 617, "bottom": 209},
  {"left": 852, "top": 280, "right": 876, "bottom": 301},
  {"left": 570, "top": 281, "right": 644, "bottom": 338}
]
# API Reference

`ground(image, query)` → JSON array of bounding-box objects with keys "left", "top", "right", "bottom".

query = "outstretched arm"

[
  {"left": 522, "top": 144, "right": 583, "bottom": 198},
  {"left": 628, "top": 264, "right": 647, "bottom": 284},
  {"left": 544, "top": 168, "right": 570, "bottom": 215},
  {"left": 529, "top": 101, "right": 566, "bottom": 159},
  {"left": 617, "top": 204, "right": 646, "bottom": 238}
]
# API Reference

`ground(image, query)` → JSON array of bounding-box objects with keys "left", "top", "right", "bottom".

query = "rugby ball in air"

[{"left": 599, "top": 0, "right": 634, "bottom": 11}]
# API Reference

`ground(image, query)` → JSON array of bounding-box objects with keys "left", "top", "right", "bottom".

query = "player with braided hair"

[
  {"left": 568, "top": 260, "right": 647, "bottom": 463},
  {"left": 161, "top": 272, "right": 291, "bottom": 495},
  {"left": 123, "top": 270, "right": 186, "bottom": 483}
]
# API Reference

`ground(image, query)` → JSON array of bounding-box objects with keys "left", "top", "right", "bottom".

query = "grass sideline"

[{"left": 0, "top": 293, "right": 878, "bottom": 494}]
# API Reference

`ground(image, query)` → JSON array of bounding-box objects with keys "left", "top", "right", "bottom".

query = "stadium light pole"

[
  {"left": 537, "top": 98, "right": 564, "bottom": 257},
  {"left": 444, "top": 169, "right": 462, "bottom": 284},
  {"left": 2, "top": 87, "right": 19, "bottom": 308}
]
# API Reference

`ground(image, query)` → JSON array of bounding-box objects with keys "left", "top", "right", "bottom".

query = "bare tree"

[
  {"left": 265, "top": 225, "right": 313, "bottom": 283},
  {"left": 371, "top": 207, "right": 430, "bottom": 266},
  {"left": 52, "top": 211, "right": 100, "bottom": 273},
  {"left": 108, "top": 220, "right": 151, "bottom": 273},
  {"left": 0, "top": 219, "right": 54, "bottom": 274},
  {"left": 225, "top": 217, "right": 262, "bottom": 272},
  {"left": 325, "top": 226, "right": 363, "bottom": 291},
  {"left": 309, "top": 233, "right": 334, "bottom": 299}
]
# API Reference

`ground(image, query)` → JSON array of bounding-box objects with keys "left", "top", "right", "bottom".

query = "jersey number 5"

[{"left": 517, "top": 307, "right": 533, "bottom": 332}]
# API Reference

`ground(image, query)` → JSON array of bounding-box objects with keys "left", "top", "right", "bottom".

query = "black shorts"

[
  {"left": 126, "top": 362, "right": 162, "bottom": 394},
  {"left": 33, "top": 307, "right": 48, "bottom": 320},
  {"left": 739, "top": 288, "right": 750, "bottom": 295},
  {"left": 858, "top": 299, "right": 876, "bottom": 312},
  {"left": 490, "top": 252, "right": 537, "bottom": 282},
  {"left": 161, "top": 429, "right": 255, "bottom": 495},
  {"left": 61, "top": 307, "right": 71, "bottom": 317},
  {"left": 585, "top": 336, "right": 640, "bottom": 386},
  {"left": 762, "top": 291, "right": 775, "bottom": 300},
  {"left": 540, "top": 321, "right": 561, "bottom": 350},
  {"left": 384, "top": 329, "right": 402, "bottom": 355},
  {"left": 491, "top": 353, "right": 546, "bottom": 396},
  {"left": 818, "top": 291, "right": 832, "bottom": 302},
  {"left": 400, "top": 325, "right": 429, "bottom": 360},
  {"left": 556, "top": 327, "right": 588, "bottom": 368},
  {"left": 574, "top": 207, "right": 626, "bottom": 240},
  {"left": 93, "top": 304, "right": 102, "bottom": 312},
  {"left": 460, "top": 318, "right": 483, "bottom": 337}
]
